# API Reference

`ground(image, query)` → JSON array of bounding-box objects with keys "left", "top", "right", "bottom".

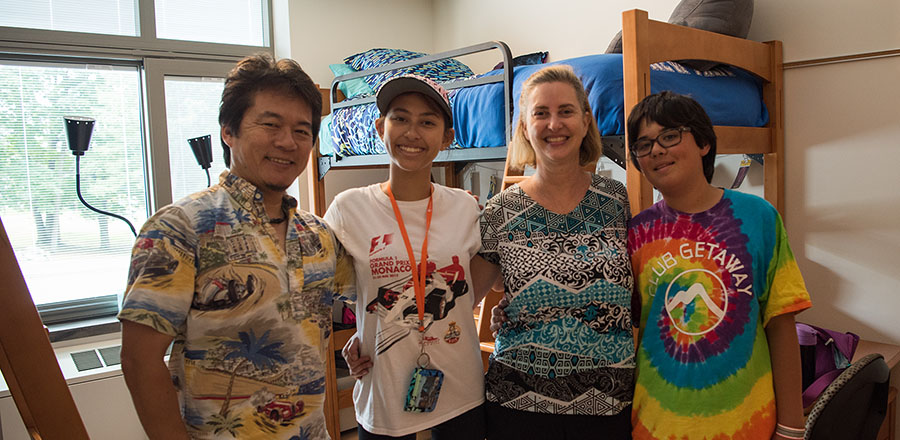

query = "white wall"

[
  {"left": 432, "top": 0, "right": 675, "bottom": 69},
  {"left": 750, "top": 0, "right": 900, "bottom": 62}
]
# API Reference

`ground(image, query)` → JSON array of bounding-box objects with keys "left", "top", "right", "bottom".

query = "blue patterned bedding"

[{"left": 321, "top": 53, "right": 768, "bottom": 157}]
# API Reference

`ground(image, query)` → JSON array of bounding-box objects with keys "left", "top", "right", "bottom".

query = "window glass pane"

[
  {"left": 0, "top": 0, "right": 138, "bottom": 37},
  {"left": 164, "top": 76, "right": 229, "bottom": 201},
  {"left": 0, "top": 60, "right": 146, "bottom": 307},
  {"left": 155, "top": 0, "right": 266, "bottom": 46}
]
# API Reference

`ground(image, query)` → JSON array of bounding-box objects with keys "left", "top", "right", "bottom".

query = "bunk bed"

[
  {"left": 310, "top": 35, "right": 774, "bottom": 213},
  {"left": 316, "top": 9, "right": 784, "bottom": 439}
]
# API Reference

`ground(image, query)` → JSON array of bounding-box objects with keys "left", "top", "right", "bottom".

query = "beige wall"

[
  {"left": 750, "top": 0, "right": 900, "bottom": 62},
  {"left": 748, "top": 0, "right": 900, "bottom": 347},
  {"left": 431, "top": 0, "right": 674, "bottom": 69},
  {"left": 287, "top": 0, "right": 900, "bottom": 347}
]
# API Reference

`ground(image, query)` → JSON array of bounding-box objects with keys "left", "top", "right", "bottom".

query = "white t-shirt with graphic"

[{"left": 324, "top": 183, "right": 484, "bottom": 437}]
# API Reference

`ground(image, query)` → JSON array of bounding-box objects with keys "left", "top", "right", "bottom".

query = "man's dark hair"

[
  {"left": 218, "top": 53, "right": 322, "bottom": 167},
  {"left": 626, "top": 91, "right": 717, "bottom": 183}
]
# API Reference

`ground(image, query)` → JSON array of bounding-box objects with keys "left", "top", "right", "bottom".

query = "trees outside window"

[{"left": 0, "top": 0, "right": 273, "bottom": 325}]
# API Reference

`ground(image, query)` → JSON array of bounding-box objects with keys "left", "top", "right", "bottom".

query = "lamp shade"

[
  {"left": 64, "top": 116, "right": 95, "bottom": 156},
  {"left": 187, "top": 135, "right": 213, "bottom": 170}
]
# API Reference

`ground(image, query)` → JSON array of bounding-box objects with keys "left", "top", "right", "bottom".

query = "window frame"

[
  {"left": 144, "top": 58, "right": 237, "bottom": 208},
  {"left": 0, "top": 0, "right": 275, "bottom": 327},
  {"left": 0, "top": 0, "right": 273, "bottom": 61}
]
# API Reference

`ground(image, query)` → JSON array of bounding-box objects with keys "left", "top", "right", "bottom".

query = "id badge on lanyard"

[{"left": 385, "top": 183, "right": 444, "bottom": 413}]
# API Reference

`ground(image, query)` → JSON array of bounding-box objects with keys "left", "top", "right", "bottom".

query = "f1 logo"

[{"left": 369, "top": 233, "right": 393, "bottom": 255}]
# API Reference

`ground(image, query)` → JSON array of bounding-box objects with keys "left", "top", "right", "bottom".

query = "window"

[
  {"left": 0, "top": 0, "right": 139, "bottom": 36},
  {"left": 155, "top": 0, "right": 267, "bottom": 46},
  {"left": 163, "top": 76, "right": 229, "bottom": 201},
  {"left": 0, "top": 61, "right": 145, "bottom": 322},
  {"left": 0, "top": 0, "right": 272, "bottom": 326}
]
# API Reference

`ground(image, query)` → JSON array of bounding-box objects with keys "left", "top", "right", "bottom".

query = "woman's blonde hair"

[{"left": 508, "top": 65, "right": 602, "bottom": 170}]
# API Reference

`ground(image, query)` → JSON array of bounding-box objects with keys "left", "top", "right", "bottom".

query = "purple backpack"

[{"left": 796, "top": 322, "right": 860, "bottom": 408}]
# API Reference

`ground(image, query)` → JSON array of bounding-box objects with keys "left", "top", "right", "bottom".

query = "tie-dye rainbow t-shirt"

[{"left": 627, "top": 189, "right": 811, "bottom": 439}]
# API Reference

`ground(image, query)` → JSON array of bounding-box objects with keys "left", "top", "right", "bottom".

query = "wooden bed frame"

[
  {"left": 315, "top": 9, "right": 784, "bottom": 439},
  {"left": 620, "top": 9, "right": 784, "bottom": 215}
]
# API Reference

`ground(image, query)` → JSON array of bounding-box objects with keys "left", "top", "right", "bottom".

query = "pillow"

[
  {"left": 605, "top": 0, "right": 754, "bottom": 69},
  {"left": 328, "top": 63, "right": 374, "bottom": 99},
  {"left": 343, "top": 48, "right": 473, "bottom": 89},
  {"left": 492, "top": 51, "right": 549, "bottom": 70},
  {"left": 317, "top": 113, "right": 338, "bottom": 156}
]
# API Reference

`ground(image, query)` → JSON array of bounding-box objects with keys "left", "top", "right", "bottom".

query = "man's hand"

[
  {"left": 120, "top": 321, "right": 190, "bottom": 439},
  {"left": 342, "top": 335, "right": 373, "bottom": 379},
  {"left": 465, "top": 190, "right": 484, "bottom": 210},
  {"left": 490, "top": 296, "right": 510, "bottom": 338}
]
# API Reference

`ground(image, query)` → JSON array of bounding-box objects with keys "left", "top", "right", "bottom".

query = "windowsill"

[
  {"left": 1, "top": 327, "right": 125, "bottom": 398},
  {"left": 47, "top": 316, "right": 120, "bottom": 344}
]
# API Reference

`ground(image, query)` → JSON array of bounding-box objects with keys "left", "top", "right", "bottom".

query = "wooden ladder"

[
  {"left": 475, "top": 158, "right": 523, "bottom": 371},
  {"left": 0, "top": 216, "right": 90, "bottom": 440}
]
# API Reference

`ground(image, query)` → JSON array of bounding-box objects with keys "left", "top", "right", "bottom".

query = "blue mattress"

[{"left": 322, "top": 53, "right": 768, "bottom": 157}]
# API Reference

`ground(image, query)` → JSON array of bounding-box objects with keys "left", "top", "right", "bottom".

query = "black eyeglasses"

[{"left": 631, "top": 127, "right": 691, "bottom": 158}]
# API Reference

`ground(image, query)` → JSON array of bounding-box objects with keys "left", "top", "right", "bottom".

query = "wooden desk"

[
  {"left": 854, "top": 339, "right": 900, "bottom": 370},
  {"left": 853, "top": 339, "right": 900, "bottom": 440}
]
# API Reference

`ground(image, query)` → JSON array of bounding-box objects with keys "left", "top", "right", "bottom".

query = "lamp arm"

[
  {"left": 205, "top": 168, "right": 211, "bottom": 187},
  {"left": 75, "top": 155, "right": 137, "bottom": 237}
]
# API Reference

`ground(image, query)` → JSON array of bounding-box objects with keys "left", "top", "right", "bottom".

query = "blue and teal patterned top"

[{"left": 479, "top": 174, "right": 635, "bottom": 416}]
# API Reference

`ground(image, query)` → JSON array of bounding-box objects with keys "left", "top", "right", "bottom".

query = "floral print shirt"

[{"left": 119, "top": 171, "right": 355, "bottom": 439}]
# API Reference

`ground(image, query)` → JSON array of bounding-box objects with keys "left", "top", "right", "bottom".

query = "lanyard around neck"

[{"left": 385, "top": 183, "right": 433, "bottom": 333}]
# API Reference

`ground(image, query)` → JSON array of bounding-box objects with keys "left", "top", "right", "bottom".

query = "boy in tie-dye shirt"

[{"left": 625, "top": 92, "right": 812, "bottom": 439}]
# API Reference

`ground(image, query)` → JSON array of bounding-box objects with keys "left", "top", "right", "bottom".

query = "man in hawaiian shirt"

[{"left": 119, "top": 54, "right": 354, "bottom": 440}]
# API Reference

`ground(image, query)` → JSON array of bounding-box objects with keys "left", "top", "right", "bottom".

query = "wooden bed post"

[
  {"left": 0, "top": 216, "right": 90, "bottom": 440},
  {"left": 622, "top": 9, "right": 655, "bottom": 215},
  {"left": 306, "top": 86, "right": 342, "bottom": 439},
  {"left": 323, "top": 326, "right": 341, "bottom": 440},
  {"left": 764, "top": 40, "right": 785, "bottom": 215},
  {"left": 307, "top": 149, "right": 327, "bottom": 217},
  {"left": 307, "top": 86, "right": 331, "bottom": 218}
]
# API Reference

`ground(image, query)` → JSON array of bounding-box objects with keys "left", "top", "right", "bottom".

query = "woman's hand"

[
  {"left": 490, "top": 296, "right": 510, "bottom": 338},
  {"left": 342, "top": 335, "right": 373, "bottom": 379}
]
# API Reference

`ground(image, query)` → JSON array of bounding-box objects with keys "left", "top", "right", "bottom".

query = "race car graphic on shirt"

[{"left": 366, "top": 255, "right": 468, "bottom": 354}]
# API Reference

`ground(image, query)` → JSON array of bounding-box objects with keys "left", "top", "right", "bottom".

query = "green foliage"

[{"left": 0, "top": 63, "right": 146, "bottom": 248}]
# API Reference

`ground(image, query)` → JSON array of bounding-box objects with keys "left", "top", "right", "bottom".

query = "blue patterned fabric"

[
  {"left": 478, "top": 175, "right": 635, "bottom": 416},
  {"left": 328, "top": 90, "right": 466, "bottom": 157},
  {"left": 344, "top": 48, "right": 474, "bottom": 90}
]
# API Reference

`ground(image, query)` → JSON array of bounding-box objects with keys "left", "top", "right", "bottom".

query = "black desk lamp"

[
  {"left": 187, "top": 135, "right": 213, "bottom": 187},
  {"left": 64, "top": 116, "right": 137, "bottom": 237}
]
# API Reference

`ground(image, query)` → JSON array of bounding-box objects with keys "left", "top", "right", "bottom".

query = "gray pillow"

[{"left": 606, "top": 0, "right": 754, "bottom": 69}]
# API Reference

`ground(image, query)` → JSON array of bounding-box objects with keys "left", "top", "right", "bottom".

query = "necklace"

[{"left": 268, "top": 210, "right": 288, "bottom": 224}]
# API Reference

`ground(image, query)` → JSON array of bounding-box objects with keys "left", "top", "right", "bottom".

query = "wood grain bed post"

[
  {"left": 306, "top": 86, "right": 330, "bottom": 218},
  {"left": 323, "top": 327, "right": 340, "bottom": 440},
  {"left": 0, "top": 216, "right": 90, "bottom": 440},
  {"left": 622, "top": 9, "right": 654, "bottom": 215},
  {"left": 306, "top": 148, "right": 327, "bottom": 217},
  {"left": 308, "top": 86, "right": 343, "bottom": 439},
  {"left": 763, "top": 41, "right": 785, "bottom": 215}
]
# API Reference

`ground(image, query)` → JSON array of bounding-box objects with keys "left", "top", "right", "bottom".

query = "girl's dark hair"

[
  {"left": 218, "top": 53, "right": 322, "bottom": 166},
  {"left": 626, "top": 91, "right": 717, "bottom": 182}
]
